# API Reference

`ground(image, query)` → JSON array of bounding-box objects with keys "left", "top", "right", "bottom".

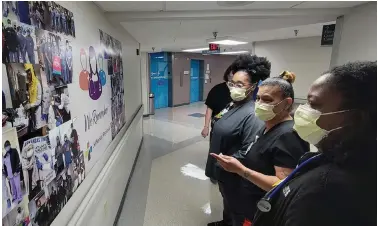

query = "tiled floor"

[{"left": 117, "top": 102, "right": 222, "bottom": 226}]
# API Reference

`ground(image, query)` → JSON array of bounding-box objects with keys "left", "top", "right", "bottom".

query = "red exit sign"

[{"left": 209, "top": 44, "right": 220, "bottom": 51}]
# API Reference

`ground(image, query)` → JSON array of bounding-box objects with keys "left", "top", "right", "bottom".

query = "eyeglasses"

[{"left": 227, "top": 81, "right": 256, "bottom": 89}]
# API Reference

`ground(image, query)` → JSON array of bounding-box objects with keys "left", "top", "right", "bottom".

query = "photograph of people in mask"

[
  {"left": 99, "top": 30, "right": 125, "bottom": 139},
  {"left": 48, "top": 127, "right": 64, "bottom": 177},
  {"left": 36, "top": 28, "right": 73, "bottom": 86},
  {"left": 28, "top": 190, "right": 49, "bottom": 226},
  {"left": 2, "top": 1, "right": 33, "bottom": 25},
  {"left": 2, "top": 18, "right": 38, "bottom": 64},
  {"left": 3, "top": 63, "right": 46, "bottom": 134},
  {"left": 2, "top": 1, "right": 75, "bottom": 37},
  {"left": 3, "top": 19, "right": 20, "bottom": 63},
  {"left": 49, "top": 2, "right": 75, "bottom": 37},
  {"left": 47, "top": 87, "right": 71, "bottom": 132},
  {"left": 2, "top": 127, "right": 27, "bottom": 218},
  {"left": 72, "top": 152, "right": 85, "bottom": 193},
  {"left": 21, "top": 136, "right": 56, "bottom": 201},
  {"left": 58, "top": 121, "right": 75, "bottom": 177},
  {"left": 2, "top": 198, "right": 31, "bottom": 226}
]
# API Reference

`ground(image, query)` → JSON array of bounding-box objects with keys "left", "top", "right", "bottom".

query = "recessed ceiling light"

[
  {"left": 182, "top": 47, "right": 209, "bottom": 52},
  {"left": 220, "top": 50, "right": 250, "bottom": 55}
]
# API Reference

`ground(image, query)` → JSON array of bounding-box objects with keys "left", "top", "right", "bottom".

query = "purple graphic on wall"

[
  {"left": 79, "top": 46, "right": 105, "bottom": 100},
  {"left": 88, "top": 46, "right": 102, "bottom": 100}
]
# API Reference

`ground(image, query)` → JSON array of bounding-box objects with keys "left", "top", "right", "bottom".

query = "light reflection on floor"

[{"left": 180, "top": 163, "right": 209, "bottom": 181}]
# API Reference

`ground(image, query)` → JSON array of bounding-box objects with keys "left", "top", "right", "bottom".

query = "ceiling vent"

[{"left": 217, "top": 1, "right": 255, "bottom": 7}]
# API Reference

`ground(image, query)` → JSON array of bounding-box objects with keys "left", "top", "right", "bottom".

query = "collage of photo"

[
  {"left": 99, "top": 30, "right": 125, "bottom": 139},
  {"left": 2, "top": 1, "right": 75, "bottom": 37},
  {"left": 2, "top": 119, "right": 85, "bottom": 226},
  {"left": 2, "top": 2, "right": 79, "bottom": 226}
]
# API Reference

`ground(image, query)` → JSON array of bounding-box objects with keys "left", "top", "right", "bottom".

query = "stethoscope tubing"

[{"left": 265, "top": 153, "right": 322, "bottom": 200}]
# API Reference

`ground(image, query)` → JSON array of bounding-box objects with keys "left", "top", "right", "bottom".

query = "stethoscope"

[{"left": 256, "top": 153, "right": 323, "bottom": 213}]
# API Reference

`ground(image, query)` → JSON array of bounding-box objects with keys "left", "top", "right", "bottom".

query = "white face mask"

[
  {"left": 255, "top": 100, "right": 285, "bottom": 121},
  {"left": 293, "top": 104, "right": 346, "bottom": 145},
  {"left": 229, "top": 87, "right": 252, "bottom": 102}
]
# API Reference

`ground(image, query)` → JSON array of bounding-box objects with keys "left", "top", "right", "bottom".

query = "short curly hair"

[{"left": 230, "top": 55, "right": 271, "bottom": 84}]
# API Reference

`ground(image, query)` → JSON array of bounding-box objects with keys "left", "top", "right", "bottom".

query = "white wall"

[
  {"left": 50, "top": 1, "right": 143, "bottom": 225},
  {"left": 140, "top": 52, "right": 149, "bottom": 115},
  {"left": 255, "top": 37, "right": 332, "bottom": 99},
  {"left": 332, "top": 2, "right": 377, "bottom": 66}
]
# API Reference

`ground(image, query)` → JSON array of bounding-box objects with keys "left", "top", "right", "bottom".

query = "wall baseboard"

[
  {"left": 173, "top": 102, "right": 190, "bottom": 107},
  {"left": 52, "top": 105, "right": 143, "bottom": 226},
  {"left": 113, "top": 137, "right": 144, "bottom": 225}
]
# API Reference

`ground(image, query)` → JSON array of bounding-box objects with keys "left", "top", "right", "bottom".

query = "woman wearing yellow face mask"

[
  {"left": 211, "top": 71, "right": 309, "bottom": 225},
  {"left": 226, "top": 62, "right": 375, "bottom": 226},
  {"left": 206, "top": 55, "right": 270, "bottom": 226}
]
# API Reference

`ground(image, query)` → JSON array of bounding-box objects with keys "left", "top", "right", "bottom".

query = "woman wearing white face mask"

[
  {"left": 206, "top": 55, "right": 270, "bottom": 226},
  {"left": 211, "top": 71, "right": 309, "bottom": 225}
]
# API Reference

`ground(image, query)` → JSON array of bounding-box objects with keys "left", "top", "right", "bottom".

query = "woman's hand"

[
  {"left": 210, "top": 153, "right": 245, "bottom": 174},
  {"left": 201, "top": 127, "right": 209, "bottom": 138}
]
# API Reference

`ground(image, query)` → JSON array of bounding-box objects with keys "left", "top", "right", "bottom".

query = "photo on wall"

[
  {"left": 3, "top": 63, "right": 46, "bottom": 134},
  {"left": 2, "top": 18, "right": 38, "bottom": 64},
  {"left": 2, "top": 194, "right": 31, "bottom": 226},
  {"left": 99, "top": 29, "right": 125, "bottom": 139},
  {"left": 2, "top": 1, "right": 75, "bottom": 37},
  {"left": 3, "top": 63, "right": 71, "bottom": 135},
  {"left": 2, "top": 127, "right": 28, "bottom": 218},
  {"left": 21, "top": 136, "right": 56, "bottom": 202},
  {"left": 36, "top": 28, "right": 73, "bottom": 86}
]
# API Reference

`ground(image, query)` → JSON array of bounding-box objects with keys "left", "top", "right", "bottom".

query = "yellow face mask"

[{"left": 293, "top": 104, "right": 346, "bottom": 145}]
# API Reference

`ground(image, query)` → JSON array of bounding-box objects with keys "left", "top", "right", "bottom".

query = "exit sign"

[{"left": 209, "top": 44, "right": 220, "bottom": 51}]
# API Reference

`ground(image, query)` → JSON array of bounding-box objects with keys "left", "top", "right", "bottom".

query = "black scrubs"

[
  {"left": 234, "top": 120, "right": 309, "bottom": 223},
  {"left": 205, "top": 99, "right": 264, "bottom": 225},
  {"left": 205, "top": 82, "right": 232, "bottom": 141},
  {"left": 253, "top": 153, "right": 375, "bottom": 226}
]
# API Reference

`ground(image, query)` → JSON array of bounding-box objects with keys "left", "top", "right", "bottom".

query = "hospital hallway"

[{"left": 116, "top": 102, "right": 224, "bottom": 226}]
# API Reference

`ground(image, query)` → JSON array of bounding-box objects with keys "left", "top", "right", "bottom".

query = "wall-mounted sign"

[
  {"left": 183, "top": 71, "right": 190, "bottom": 75},
  {"left": 209, "top": 43, "right": 220, "bottom": 51},
  {"left": 321, "top": 24, "right": 336, "bottom": 46},
  {"left": 202, "top": 49, "right": 220, "bottom": 54}
]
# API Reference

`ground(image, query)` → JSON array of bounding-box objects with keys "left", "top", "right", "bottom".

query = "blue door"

[
  {"left": 190, "top": 60, "right": 200, "bottom": 103},
  {"left": 150, "top": 52, "right": 169, "bottom": 109}
]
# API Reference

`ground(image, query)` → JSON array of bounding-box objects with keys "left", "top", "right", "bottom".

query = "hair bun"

[{"left": 279, "top": 71, "right": 296, "bottom": 84}]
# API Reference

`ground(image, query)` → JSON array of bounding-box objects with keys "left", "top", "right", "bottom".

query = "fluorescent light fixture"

[
  {"left": 182, "top": 47, "right": 209, "bottom": 52},
  {"left": 220, "top": 50, "right": 250, "bottom": 55},
  {"left": 207, "top": 36, "right": 248, "bottom": 46},
  {"left": 210, "top": 40, "right": 248, "bottom": 45}
]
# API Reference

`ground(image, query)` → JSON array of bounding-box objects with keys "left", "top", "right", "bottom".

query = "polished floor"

[
  {"left": 116, "top": 102, "right": 317, "bottom": 226},
  {"left": 143, "top": 103, "right": 223, "bottom": 226},
  {"left": 117, "top": 102, "right": 223, "bottom": 226}
]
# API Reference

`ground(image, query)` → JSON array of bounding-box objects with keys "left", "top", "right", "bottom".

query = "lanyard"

[{"left": 257, "top": 153, "right": 323, "bottom": 212}]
